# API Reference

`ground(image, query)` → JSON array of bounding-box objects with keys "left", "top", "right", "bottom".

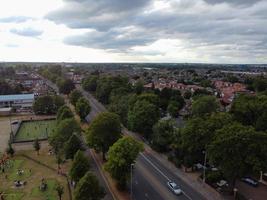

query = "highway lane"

[{"left": 77, "top": 85, "right": 206, "bottom": 200}]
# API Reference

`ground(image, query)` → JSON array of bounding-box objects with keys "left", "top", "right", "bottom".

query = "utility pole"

[
  {"left": 203, "top": 150, "right": 207, "bottom": 184},
  {"left": 130, "top": 163, "right": 134, "bottom": 200}
]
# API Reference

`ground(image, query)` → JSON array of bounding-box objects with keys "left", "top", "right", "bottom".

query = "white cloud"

[{"left": 0, "top": 0, "right": 266, "bottom": 63}]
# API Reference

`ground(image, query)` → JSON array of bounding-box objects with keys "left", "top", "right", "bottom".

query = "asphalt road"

[{"left": 77, "top": 85, "right": 206, "bottom": 200}]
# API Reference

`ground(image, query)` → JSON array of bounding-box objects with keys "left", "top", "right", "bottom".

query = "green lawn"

[
  {"left": 14, "top": 120, "right": 56, "bottom": 142},
  {"left": 31, "top": 179, "right": 57, "bottom": 200},
  {"left": 0, "top": 153, "right": 70, "bottom": 200}
]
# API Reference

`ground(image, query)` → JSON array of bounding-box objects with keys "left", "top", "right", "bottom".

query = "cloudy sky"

[{"left": 0, "top": 0, "right": 266, "bottom": 63}]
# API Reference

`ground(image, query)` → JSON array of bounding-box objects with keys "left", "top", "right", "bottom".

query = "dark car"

[{"left": 241, "top": 177, "right": 259, "bottom": 187}]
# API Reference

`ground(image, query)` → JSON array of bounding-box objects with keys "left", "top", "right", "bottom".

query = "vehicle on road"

[
  {"left": 241, "top": 177, "right": 259, "bottom": 187},
  {"left": 167, "top": 181, "right": 182, "bottom": 195}
]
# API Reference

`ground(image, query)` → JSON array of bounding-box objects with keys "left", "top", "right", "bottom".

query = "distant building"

[{"left": 0, "top": 94, "right": 35, "bottom": 109}]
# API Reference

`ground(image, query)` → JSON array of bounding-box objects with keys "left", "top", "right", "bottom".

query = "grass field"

[
  {"left": 0, "top": 148, "right": 71, "bottom": 200},
  {"left": 15, "top": 120, "right": 56, "bottom": 142}
]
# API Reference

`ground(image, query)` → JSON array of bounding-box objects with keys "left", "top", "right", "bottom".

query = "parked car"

[
  {"left": 241, "top": 177, "right": 259, "bottom": 187},
  {"left": 167, "top": 181, "right": 182, "bottom": 195},
  {"left": 216, "top": 180, "right": 228, "bottom": 187}
]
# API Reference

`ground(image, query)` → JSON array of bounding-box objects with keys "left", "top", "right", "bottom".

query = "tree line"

[{"left": 82, "top": 73, "right": 267, "bottom": 192}]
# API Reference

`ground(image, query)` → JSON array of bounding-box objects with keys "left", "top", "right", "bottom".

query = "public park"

[{"left": 0, "top": 148, "right": 71, "bottom": 200}]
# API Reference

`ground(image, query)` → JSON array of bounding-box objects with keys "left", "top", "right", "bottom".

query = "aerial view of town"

[{"left": 0, "top": 1, "right": 267, "bottom": 200}]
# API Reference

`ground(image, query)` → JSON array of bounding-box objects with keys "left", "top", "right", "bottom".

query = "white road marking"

[
  {"left": 140, "top": 153, "right": 193, "bottom": 200},
  {"left": 140, "top": 153, "right": 171, "bottom": 182}
]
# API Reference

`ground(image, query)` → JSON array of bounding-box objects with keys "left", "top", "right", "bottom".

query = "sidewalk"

[{"left": 148, "top": 146, "right": 226, "bottom": 200}]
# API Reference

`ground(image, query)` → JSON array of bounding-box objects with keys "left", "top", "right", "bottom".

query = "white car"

[{"left": 167, "top": 181, "right": 182, "bottom": 195}]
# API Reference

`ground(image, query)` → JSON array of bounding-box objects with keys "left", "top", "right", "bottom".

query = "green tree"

[
  {"left": 192, "top": 95, "right": 219, "bottom": 116},
  {"left": 65, "top": 134, "right": 83, "bottom": 160},
  {"left": 86, "top": 112, "right": 121, "bottom": 160},
  {"left": 251, "top": 77, "right": 267, "bottom": 92},
  {"left": 184, "top": 90, "right": 192, "bottom": 99},
  {"left": 33, "top": 138, "right": 41, "bottom": 155},
  {"left": 152, "top": 119, "right": 176, "bottom": 152},
  {"left": 74, "top": 172, "right": 105, "bottom": 200},
  {"left": 137, "top": 93, "right": 159, "bottom": 106},
  {"left": 33, "top": 96, "right": 54, "bottom": 114},
  {"left": 200, "top": 79, "right": 212, "bottom": 88},
  {"left": 55, "top": 183, "right": 64, "bottom": 200},
  {"left": 134, "top": 81, "right": 144, "bottom": 94},
  {"left": 69, "top": 89, "right": 83, "bottom": 105},
  {"left": 56, "top": 105, "right": 73, "bottom": 122},
  {"left": 69, "top": 150, "right": 90, "bottom": 183},
  {"left": 58, "top": 79, "right": 75, "bottom": 94},
  {"left": 105, "top": 137, "right": 143, "bottom": 189},
  {"left": 128, "top": 100, "right": 160, "bottom": 138},
  {"left": 75, "top": 97, "right": 91, "bottom": 120},
  {"left": 230, "top": 94, "right": 267, "bottom": 128},
  {"left": 82, "top": 75, "right": 98, "bottom": 92},
  {"left": 180, "top": 113, "right": 233, "bottom": 167},
  {"left": 167, "top": 101, "right": 182, "bottom": 118},
  {"left": 49, "top": 118, "right": 81, "bottom": 152},
  {"left": 108, "top": 94, "right": 134, "bottom": 126},
  {"left": 33, "top": 95, "right": 64, "bottom": 115},
  {"left": 53, "top": 95, "right": 65, "bottom": 111},
  {"left": 208, "top": 123, "right": 267, "bottom": 188}
]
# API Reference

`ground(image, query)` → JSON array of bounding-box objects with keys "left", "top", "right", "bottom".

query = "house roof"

[{"left": 0, "top": 94, "right": 34, "bottom": 102}]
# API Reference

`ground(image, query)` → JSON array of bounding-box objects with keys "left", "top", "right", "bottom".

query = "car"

[
  {"left": 241, "top": 177, "right": 259, "bottom": 187},
  {"left": 167, "top": 181, "right": 182, "bottom": 195},
  {"left": 216, "top": 180, "right": 228, "bottom": 187}
]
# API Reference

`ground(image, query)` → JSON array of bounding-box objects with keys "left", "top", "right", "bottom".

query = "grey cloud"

[
  {"left": 0, "top": 16, "right": 33, "bottom": 23},
  {"left": 64, "top": 27, "right": 156, "bottom": 50},
  {"left": 10, "top": 28, "right": 43, "bottom": 37},
  {"left": 46, "top": 0, "right": 267, "bottom": 61},
  {"left": 203, "top": 0, "right": 262, "bottom": 6},
  {"left": 46, "top": 0, "right": 153, "bottom": 30}
]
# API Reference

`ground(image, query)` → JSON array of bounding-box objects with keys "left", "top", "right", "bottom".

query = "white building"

[{"left": 0, "top": 94, "right": 35, "bottom": 109}]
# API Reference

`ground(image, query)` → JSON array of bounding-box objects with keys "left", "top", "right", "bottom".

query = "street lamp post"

[
  {"left": 203, "top": 150, "right": 207, "bottom": 184},
  {"left": 130, "top": 163, "right": 134, "bottom": 200}
]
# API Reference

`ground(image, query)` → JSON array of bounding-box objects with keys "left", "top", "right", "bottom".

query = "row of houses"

[
  {"left": 144, "top": 79, "right": 204, "bottom": 93},
  {"left": 144, "top": 79, "right": 252, "bottom": 106}
]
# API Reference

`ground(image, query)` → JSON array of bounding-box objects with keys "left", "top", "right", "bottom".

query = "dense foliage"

[
  {"left": 33, "top": 95, "right": 64, "bottom": 114},
  {"left": 75, "top": 97, "right": 91, "bottom": 120},
  {"left": 86, "top": 112, "right": 121, "bottom": 160},
  {"left": 70, "top": 150, "right": 90, "bottom": 183},
  {"left": 105, "top": 136, "right": 143, "bottom": 189},
  {"left": 74, "top": 171, "right": 105, "bottom": 200}
]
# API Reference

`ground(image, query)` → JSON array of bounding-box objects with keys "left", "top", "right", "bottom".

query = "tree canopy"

[
  {"left": 69, "top": 150, "right": 90, "bottom": 183},
  {"left": 82, "top": 75, "right": 98, "bottom": 92},
  {"left": 74, "top": 171, "right": 105, "bottom": 200},
  {"left": 56, "top": 105, "right": 73, "bottom": 122},
  {"left": 58, "top": 79, "right": 75, "bottom": 94},
  {"left": 49, "top": 118, "right": 81, "bottom": 152},
  {"left": 208, "top": 123, "right": 267, "bottom": 187},
  {"left": 69, "top": 89, "right": 83, "bottom": 105},
  {"left": 65, "top": 134, "right": 83, "bottom": 160},
  {"left": 127, "top": 100, "right": 160, "bottom": 138},
  {"left": 192, "top": 95, "right": 219, "bottom": 116},
  {"left": 75, "top": 97, "right": 91, "bottom": 120},
  {"left": 152, "top": 119, "right": 176, "bottom": 152},
  {"left": 86, "top": 112, "right": 121, "bottom": 160},
  {"left": 33, "top": 95, "right": 65, "bottom": 115},
  {"left": 105, "top": 136, "right": 143, "bottom": 189}
]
